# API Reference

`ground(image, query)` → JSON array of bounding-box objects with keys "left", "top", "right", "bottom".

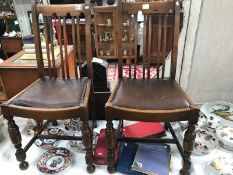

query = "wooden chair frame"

[
  {"left": 1, "top": 0, "right": 96, "bottom": 173},
  {"left": 105, "top": 1, "right": 199, "bottom": 175}
]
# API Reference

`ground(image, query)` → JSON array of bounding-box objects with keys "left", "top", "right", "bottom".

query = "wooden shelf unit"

[
  {"left": 93, "top": 0, "right": 118, "bottom": 60},
  {"left": 0, "top": 1, "right": 18, "bottom": 33}
]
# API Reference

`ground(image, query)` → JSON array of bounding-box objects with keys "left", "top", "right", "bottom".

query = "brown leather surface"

[
  {"left": 13, "top": 77, "right": 88, "bottom": 108},
  {"left": 112, "top": 78, "right": 190, "bottom": 110}
]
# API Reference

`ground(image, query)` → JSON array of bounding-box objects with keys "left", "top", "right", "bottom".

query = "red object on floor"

[
  {"left": 123, "top": 122, "right": 166, "bottom": 138},
  {"left": 93, "top": 129, "right": 119, "bottom": 165}
]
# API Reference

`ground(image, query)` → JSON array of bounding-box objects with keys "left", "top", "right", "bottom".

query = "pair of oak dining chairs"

[{"left": 1, "top": 0, "right": 199, "bottom": 175}]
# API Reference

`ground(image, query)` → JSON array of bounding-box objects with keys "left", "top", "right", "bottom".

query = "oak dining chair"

[
  {"left": 105, "top": 1, "right": 199, "bottom": 175},
  {"left": 1, "top": 0, "right": 95, "bottom": 173}
]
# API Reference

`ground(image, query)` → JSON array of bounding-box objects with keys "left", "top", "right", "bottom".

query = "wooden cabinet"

[
  {"left": 94, "top": 0, "right": 118, "bottom": 60},
  {"left": 121, "top": 13, "right": 138, "bottom": 64},
  {"left": 0, "top": 37, "right": 23, "bottom": 58},
  {"left": 0, "top": 46, "right": 74, "bottom": 101}
]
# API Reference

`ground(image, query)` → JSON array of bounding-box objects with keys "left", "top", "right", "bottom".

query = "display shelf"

[
  {"left": 0, "top": 0, "right": 19, "bottom": 34},
  {"left": 93, "top": 0, "right": 118, "bottom": 60},
  {"left": 120, "top": 13, "right": 137, "bottom": 64},
  {"left": 0, "top": 6, "right": 12, "bottom": 11}
]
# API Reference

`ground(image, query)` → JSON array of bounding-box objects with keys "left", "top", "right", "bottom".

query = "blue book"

[
  {"left": 117, "top": 143, "right": 144, "bottom": 175},
  {"left": 131, "top": 144, "right": 171, "bottom": 175}
]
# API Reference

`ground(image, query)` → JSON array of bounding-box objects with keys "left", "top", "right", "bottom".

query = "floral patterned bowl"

[
  {"left": 183, "top": 128, "right": 218, "bottom": 156},
  {"left": 215, "top": 126, "right": 233, "bottom": 151}
]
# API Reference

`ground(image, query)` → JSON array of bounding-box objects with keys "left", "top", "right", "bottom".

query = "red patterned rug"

[{"left": 107, "top": 63, "right": 157, "bottom": 81}]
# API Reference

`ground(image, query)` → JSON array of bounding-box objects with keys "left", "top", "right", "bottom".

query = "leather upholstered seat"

[
  {"left": 112, "top": 78, "right": 190, "bottom": 110},
  {"left": 13, "top": 77, "right": 88, "bottom": 108}
]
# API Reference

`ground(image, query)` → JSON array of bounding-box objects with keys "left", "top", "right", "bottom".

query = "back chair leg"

[
  {"left": 180, "top": 119, "right": 197, "bottom": 175},
  {"left": 4, "top": 115, "right": 29, "bottom": 170},
  {"left": 82, "top": 119, "right": 95, "bottom": 174},
  {"left": 106, "top": 119, "right": 116, "bottom": 174}
]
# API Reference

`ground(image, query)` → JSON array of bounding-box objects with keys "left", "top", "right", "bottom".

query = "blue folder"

[
  {"left": 117, "top": 143, "right": 144, "bottom": 175},
  {"left": 131, "top": 144, "right": 171, "bottom": 175}
]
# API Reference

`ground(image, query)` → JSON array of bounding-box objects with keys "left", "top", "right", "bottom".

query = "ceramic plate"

[
  {"left": 34, "top": 128, "right": 65, "bottom": 149},
  {"left": 178, "top": 112, "right": 207, "bottom": 130},
  {"left": 37, "top": 147, "right": 72, "bottom": 174},
  {"left": 183, "top": 128, "right": 218, "bottom": 155},
  {"left": 64, "top": 117, "right": 82, "bottom": 131},
  {"left": 201, "top": 101, "right": 233, "bottom": 126},
  {"left": 216, "top": 126, "right": 233, "bottom": 151},
  {"left": 69, "top": 131, "right": 99, "bottom": 153},
  {"left": 197, "top": 112, "right": 208, "bottom": 128},
  {"left": 206, "top": 156, "right": 233, "bottom": 175}
]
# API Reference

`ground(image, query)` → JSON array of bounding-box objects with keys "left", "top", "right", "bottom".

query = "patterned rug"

[{"left": 107, "top": 63, "right": 157, "bottom": 81}]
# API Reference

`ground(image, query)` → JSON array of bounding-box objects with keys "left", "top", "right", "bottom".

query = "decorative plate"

[
  {"left": 178, "top": 112, "right": 207, "bottom": 130},
  {"left": 201, "top": 101, "right": 233, "bottom": 126},
  {"left": 69, "top": 131, "right": 99, "bottom": 153},
  {"left": 183, "top": 128, "right": 218, "bottom": 156},
  {"left": 206, "top": 156, "right": 233, "bottom": 175},
  {"left": 64, "top": 117, "right": 82, "bottom": 131},
  {"left": 34, "top": 128, "right": 65, "bottom": 149},
  {"left": 37, "top": 147, "right": 72, "bottom": 174},
  {"left": 215, "top": 126, "right": 233, "bottom": 151}
]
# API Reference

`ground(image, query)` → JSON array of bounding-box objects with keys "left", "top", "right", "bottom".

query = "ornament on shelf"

[
  {"left": 107, "top": 18, "right": 112, "bottom": 26},
  {"left": 106, "top": 50, "right": 111, "bottom": 56},
  {"left": 123, "top": 48, "right": 128, "bottom": 56},
  {"left": 99, "top": 49, "right": 104, "bottom": 56}
]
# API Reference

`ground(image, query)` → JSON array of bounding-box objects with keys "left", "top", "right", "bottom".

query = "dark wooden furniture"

[
  {"left": 93, "top": 0, "right": 118, "bottom": 60},
  {"left": 0, "top": 37, "right": 23, "bottom": 58},
  {"left": 1, "top": 1, "right": 95, "bottom": 173},
  {"left": 105, "top": 1, "right": 199, "bottom": 175},
  {"left": 0, "top": 46, "right": 74, "bottom": 101}
]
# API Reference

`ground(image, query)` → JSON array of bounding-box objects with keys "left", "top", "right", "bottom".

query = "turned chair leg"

[
  {"left": 180, "top": 120, "right": 197, "bottom": 175},
  {"left": 82, "top": 120, "right": 95, "bottom": 174},
  {"left": 106, "top": 119, "right": 116, "bottom": 174},
  {"left": 5, "top": 116, "right": 29, "bottom": 170}
]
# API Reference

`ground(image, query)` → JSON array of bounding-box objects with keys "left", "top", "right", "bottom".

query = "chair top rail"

[
  {"left": 36, "top": 4, "right": 86, "bottom": 16},
  {"left": 122, "top": 1, "right": 176, "bottom": 14}
]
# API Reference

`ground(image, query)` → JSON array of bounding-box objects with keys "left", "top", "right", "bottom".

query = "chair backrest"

[
  {"left": 31, "top": 0, "right": 93, "bottom": 79},
  {"left": 117, "top": 0, "right": 181, "bottom": 79}
]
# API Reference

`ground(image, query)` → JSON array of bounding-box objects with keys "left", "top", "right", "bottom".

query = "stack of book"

[
  {"left": 122, "top": 122, "right": 166, "bottom": 138},
  {"left": 117, "top": 143, "right": 171, "bottom": 175},
  {"left": 117, "top": 122, "right": 171, "bottom": 175}
]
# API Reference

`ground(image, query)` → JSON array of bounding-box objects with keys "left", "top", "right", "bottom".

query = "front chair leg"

[
  {"left": 5, "top": 116, "right": 29, "bottom": 170},
  {"left": 180, "top": 120, "right": 197, "bottom": 175},
  {"left": 81, "top": 120, "right": 95, "bottom": 174},
  {"left": 106, "top": 119, "right": 116, "bottom": 174}
]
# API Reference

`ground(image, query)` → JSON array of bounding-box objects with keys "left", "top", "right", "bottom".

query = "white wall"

[{"left": 184, "top": 0, "right": 233, "bottom": 103}]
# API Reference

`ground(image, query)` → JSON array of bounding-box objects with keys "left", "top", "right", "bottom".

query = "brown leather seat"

[
  {"left": 13, "top": 77, "right": 88, "bottom": 108},
  {"left": 112, "top": 78, "right": 190, "bottom": 110}
]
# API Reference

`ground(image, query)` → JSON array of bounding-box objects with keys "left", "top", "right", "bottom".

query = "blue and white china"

[
  {"left": 215, "top": 126, "right": 233, "bottom": 151},
  {"left": 69, "top": 131, "right": 99, "bottom": 153},
  {"left": 64, "top": 117, "right": 82, "bottom": 131},
  {"left": 201, "top": 101, "right": 233, "bottom": 127},
  {"left": 183, "top": 128, "right": 218, "bottom": 155}
]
